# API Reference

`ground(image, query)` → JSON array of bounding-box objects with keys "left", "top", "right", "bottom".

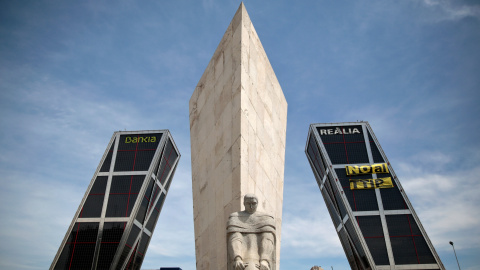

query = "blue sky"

[{"left": 1, "top": 1, "right": 479, "bottom": 269}]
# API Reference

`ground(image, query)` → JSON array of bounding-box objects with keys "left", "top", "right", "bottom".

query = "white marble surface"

[{"left": 189, "top": 3, "right": 287, "bottom": 269}]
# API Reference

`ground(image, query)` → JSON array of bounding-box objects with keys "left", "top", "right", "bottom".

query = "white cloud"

[
  {"left": 398, "top": 158, "right": 480, "bottom": 251},
  {"left": 0, "top": 65, "right": 194, "bottom": 269},
  {"left": 1, "top": 1, "right": 479, "bottom": 269},
  {"left": 281, "top": 175, "right": 345, "bottom": 259},
  {"left": 147, "top": 170, "right": 195, "bottom": 258},
  {"left": 418, "top": 0, "right": 480, "bottom": 21},
  {"left": 282, "top": 215, "right": 343, "bottom": 258},
  {"left": 0, "top": 171, "right": 84, "bottom": 269}
]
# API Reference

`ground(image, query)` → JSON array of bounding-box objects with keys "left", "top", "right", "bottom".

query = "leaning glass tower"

[
  {"left": 51, "top": 130, "right": 180, "bottom": 270},
  {"left": 305, "top": 122, "right": 444, "bottom": 270}
]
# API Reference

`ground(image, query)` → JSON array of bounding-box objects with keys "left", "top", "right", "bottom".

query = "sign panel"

[
  {"left": 318, "top": 127, "right": 361, "bottom": 136},
  {"left": 349, "top": 177, "right": 393, "bottom": 190},
  {"left": 346, "top": 163, "right": 389, "bottom": 176}
]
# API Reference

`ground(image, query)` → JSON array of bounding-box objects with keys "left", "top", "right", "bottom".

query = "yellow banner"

[
  {"left": 346, "top": 163, "right": 389, "bottom": 176},
  {"left": 349, "top": 177, "right": 394, "bottom": 190}
]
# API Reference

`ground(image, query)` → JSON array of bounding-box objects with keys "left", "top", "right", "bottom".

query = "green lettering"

[{"left": 125, "top": 135, "right": 157, "bottom": 144}]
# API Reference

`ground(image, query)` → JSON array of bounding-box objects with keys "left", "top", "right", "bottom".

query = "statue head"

[{"left": 243, "top": 193, "right": 258, "bottom": 214}]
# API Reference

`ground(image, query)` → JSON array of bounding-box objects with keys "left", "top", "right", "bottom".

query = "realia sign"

[{"left": 319, "top": 127, "right": 361, "bottom": 135}]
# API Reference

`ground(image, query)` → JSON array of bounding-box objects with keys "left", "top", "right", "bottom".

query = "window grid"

[
  {"left": 307, "top": 123, "right": 444, "bottom": 269},
  {"left": 157, "top": 140, "right": 177, "bottom": 186},
  {"left": 307, "top": 134, "right": 326, "bottom": 179},
  {"left": 54, "top": 222, "right": 99, "bottom": 270},
  {"left": 51, "top": 131, "right": 181, "bottom": 270}
]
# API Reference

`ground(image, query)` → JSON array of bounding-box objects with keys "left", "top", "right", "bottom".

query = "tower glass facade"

[
  {"left": 305, "top": 122, "right": 444, "bottom": 270},
  {"left": 51, "top": 130, "right": 180, "bottom": 270}
]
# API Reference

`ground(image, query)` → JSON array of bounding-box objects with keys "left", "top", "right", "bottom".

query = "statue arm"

[
  {"left": 259, "top": 232, "right": 275, "bottom": 269},
  {"left": 228, "top": 232, "right": 245, "bottom": 269}
]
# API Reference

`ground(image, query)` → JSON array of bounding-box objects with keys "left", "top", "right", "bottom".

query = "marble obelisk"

[{"left": 189, "top": 3, "right": 287, "bottom": 270}]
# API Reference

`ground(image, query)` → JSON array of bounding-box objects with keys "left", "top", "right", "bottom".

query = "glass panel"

[
  {"left": 157, "top": 139, "right": 178, "bottom": 185},
  {"left": 114, "top": 133, "right": 162, "bottom": 172},
  {"left": 116, "top": 225, "right": 141, "bottom": 270},
  {"left": 344, "top": 126, "right": 365, "bottom": 142},
  {"left": 368, "top": 132, "right": 385, "bottom": 163},
  {"left": 145, "top": 193, "right": 166, "bottom": 232},
  {"left": 123, "top": 243, "right": 138, "bottom": 270},
  {"left": 345, "top": 143, "right": 369, "bottom": 164},
  {"left": 351, "top": 188, "right": 378, "bottom": 212},
  {"left": 307, "top": 134, "right": 326, "bottom": 179},
  {"left": 135, "top": 179, "right": 154, "bottom": 224},
  {"left": 323, "top": 142, "right": 369, "bottom": 165},
  {"left": 139, "top": 232, "right": 151, "bottom": 255},
  {"left": 336, "top": 169, "right": 378, "bottom": 211},
  {"left": 102, "top": 222, "right": 125, "bottom": 242},
  {"left": 106, "top": 175, "right": 144, "bottom": 217},
  {"left": 100, "top": 140, "right": 115, "bottom": 172},
  {"left": 378, "top": 173, "right": 407, "bottom": 210},
  {"left": 54, "top": 222, "right": 99, "bottom": 270},
  {"left": 345, "top": 220, "right": 367, "bottom": 263},
  {"left": 338, "top": 228, "right": 357, "bottom": 268},
  {"left": 132, "top": 150, "right": 156, "bottom": 171},
  {"left": 131, "top": 232, "right": 150, "bottom": 270},
  {"left": 81, "top": 176, "right": 108, "bottom": 218},
  {"left": 323, "top": 175, "right": 335, "bottom": 204},
  {"left": 324, "top": 143, "right": 349, "bottom": 164},
  {"left": 147, "top": 184, "right": 162, "bottom": 216},
  {"left": 127, "top": 225, "right": 141, "bottom": 247},
  {"left": 114, "top": 151, "right": 137, "bottom": 172},
  {"left": 135, "top": 197, "right": 149, "bottom": 224},
  {"left": 81, "top": 195, "right": 105, "bottom": 218},
  {"left": 90, "top": 176, "right": 109, "bottom": 194},
  {"left": 390, "top": 236, "right": 419, "bottom": 264},
  {"left": 365, "top": 238, "right": 389, "bottom": 265},
  {"left": 357, "top": 216, "right": 389, "bottom": 265},
  {"left": 357, "top": 216, "right": 382, "bottom": 237},
  {"left": 97, "top": 222, "right": 126, "bottom": 270},
  {"left": 164, "top": 168, "right": 174, "bottom": 193},
  {"left": 327, "top": 172, "right": 347, "bottom": 218},
  {"left": 413, "top": 236, "right": 437, "bottom": 264},
  {"left": 321, "top": 189, "right": 342, "bottom": 227},
  {"left": 386, "top": 215, "right": 436, "bottom": 265},
  {"left": 153, "top": 142, "right": 166, "bottom": 177},
  {"left": 318, "top": 125, "right": 367, "bottom": 165},
  {"left": 317, "top": 125, "right": 364, "bottom": 143}
]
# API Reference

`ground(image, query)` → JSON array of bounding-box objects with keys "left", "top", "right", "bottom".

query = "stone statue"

[{"left": 227, "top": 194, "right": 276, "bottom": 270}]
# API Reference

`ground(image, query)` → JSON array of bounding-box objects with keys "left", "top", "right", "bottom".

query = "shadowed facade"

[
  {"left": 51, "top": 130, "right": 180, "bottom": 270},
  {"left": 306, "top": 122, "right": 444, "bottom": 270}
]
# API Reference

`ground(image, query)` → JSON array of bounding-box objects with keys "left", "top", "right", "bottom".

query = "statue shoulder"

[
  {"left": 253, "top": 211, "right": 274, "bottom": 219},
  {"left": 229, "top": 212, "right": 240, "bottom": 218},
  {"left": 229, "top": 211, "right": 247, "bottom": 218}
]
